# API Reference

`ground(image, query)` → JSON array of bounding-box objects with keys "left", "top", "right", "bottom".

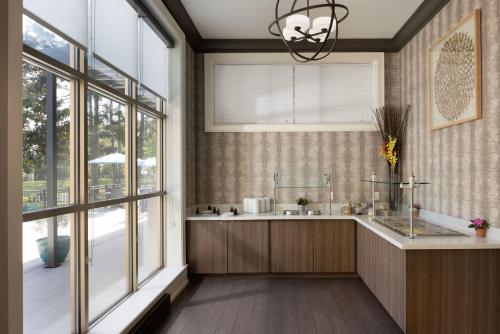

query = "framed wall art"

[{"left": 429, "top": 9, "right": 481, "bottom": 130}]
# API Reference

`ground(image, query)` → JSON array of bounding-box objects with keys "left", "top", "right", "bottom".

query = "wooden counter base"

[
  {"left": 187, "top": 219, "right": 500, "bottom": 333},
  {"left": 357, "top": 223, "right": 500, "bottom": 334}
]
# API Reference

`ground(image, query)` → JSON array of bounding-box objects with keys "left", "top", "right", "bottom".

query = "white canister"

[
  {"left": 257, "top": 198, "right": 264, "bottom": 213},
  {"left": 249, "top": 198, "right": 257, "bottom": 213},
  {"left": 243, "top": 198, "right": 249, "bottom": 213},
  {"left": 262, "top": 197, "right": 271, "bottom": 212}
]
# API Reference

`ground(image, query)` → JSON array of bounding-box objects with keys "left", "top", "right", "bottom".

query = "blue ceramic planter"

[{"left": 36, "top": 235, "right": 70, "bottom": 266}]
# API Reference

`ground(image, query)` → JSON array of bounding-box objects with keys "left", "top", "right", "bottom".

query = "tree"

[
  {"left": 22, "top": 17, "right": 71, "bottom": 183},
  {"left": 22, "top": 62, "right": 70, "bottom": 182}
]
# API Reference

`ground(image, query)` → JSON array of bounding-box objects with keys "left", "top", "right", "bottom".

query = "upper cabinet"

[{"left": 205, "top": 53, "right": 384, "bottom": 132}]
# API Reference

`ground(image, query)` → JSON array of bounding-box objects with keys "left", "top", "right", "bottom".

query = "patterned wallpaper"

[
  {"left": 185, "top": 45, "right": 197, "bottom": 207},
  {"left": 387, "top": 0, "right": 500, "bottom": 226}
]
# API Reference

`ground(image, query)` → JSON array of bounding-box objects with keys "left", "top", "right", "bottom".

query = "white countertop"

[{"left": 186, "top": 212, "right": 500, "bottom": 250}]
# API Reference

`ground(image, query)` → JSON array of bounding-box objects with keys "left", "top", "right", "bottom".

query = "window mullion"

[
  {"left": 130, "top": 87, "right": 139, "bottom": 292},
  {"left": 161, "top": 102, "right": 168, "bottom": 267},
  {"left": 78, "top": 75, "right": 90, "bottom": 333}
]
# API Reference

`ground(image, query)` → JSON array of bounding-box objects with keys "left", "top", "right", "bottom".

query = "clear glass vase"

[{"left": 388, "top": 165, "right": 399, "bottom": 211}]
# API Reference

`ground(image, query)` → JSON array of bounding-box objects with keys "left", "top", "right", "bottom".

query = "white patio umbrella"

[
  {"left": 88, "top": 152, "right": 125, "bottom": 164},
  {"left": 138, "top": 157, "right": 156, "bottom": 167}
]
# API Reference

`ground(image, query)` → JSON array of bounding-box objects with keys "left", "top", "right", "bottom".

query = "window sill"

[
  {"left": 89, "top": 265, "right": 188, "bottom": 334},
  {"left": 205, "top": 122, "right": 377, "bottom": 133}
]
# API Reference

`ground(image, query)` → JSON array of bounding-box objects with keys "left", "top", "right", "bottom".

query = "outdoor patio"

[{"left": 23, "top": 207, "right": 127, "bottom": 334}]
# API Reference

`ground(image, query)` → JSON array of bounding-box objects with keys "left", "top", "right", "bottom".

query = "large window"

[
  {"left": 205, "top": 53, "right": 384, "bottom": 132},
  {"left": 21, "top": 1, "right": 170, "bottom": 332}
]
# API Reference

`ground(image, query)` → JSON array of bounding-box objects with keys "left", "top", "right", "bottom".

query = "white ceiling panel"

[{"left": 181, "top": 0, "right": 424, "bottom": 39}]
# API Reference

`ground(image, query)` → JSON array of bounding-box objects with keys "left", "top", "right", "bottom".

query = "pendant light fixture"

[{"left": 269, "top": 0, "right": 349, "bottom": 62}]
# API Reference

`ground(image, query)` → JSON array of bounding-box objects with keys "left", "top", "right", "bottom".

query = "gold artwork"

[{"left": 429, "top": 9, "right": 481, "bottom": 130}]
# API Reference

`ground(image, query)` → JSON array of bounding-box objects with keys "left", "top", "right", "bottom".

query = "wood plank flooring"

[{"left": 152, "top": 277, "right": 403, "bottom": 334}]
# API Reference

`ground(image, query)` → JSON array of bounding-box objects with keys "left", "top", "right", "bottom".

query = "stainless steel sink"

[{"left": 374, "top": 216, "right": 467, "bottom": 238}]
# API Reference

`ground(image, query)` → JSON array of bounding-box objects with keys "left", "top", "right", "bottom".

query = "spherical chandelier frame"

[{"left": 268, "top": 0, "right": 349, "bottom": 62}]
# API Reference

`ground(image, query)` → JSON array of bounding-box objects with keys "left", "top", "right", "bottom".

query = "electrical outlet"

[{"left": 374, "top": 192, "right": 380, "bottom": 200}]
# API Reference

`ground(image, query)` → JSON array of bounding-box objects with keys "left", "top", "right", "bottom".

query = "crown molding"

[
  {"left": 161, "top": 0, "right": 202, "bottom": 49},
  {"left": 392, "top": 0, "right": 449, "bottom": 49},
  {"left": 159, "top": 0, "right": 449, "bottom": 53},
  {"left": 199, "top": 39, "right": 397, "bottom": 53},
  {"left": 128, "top": 0, "right": 175, "bottom": 47}
]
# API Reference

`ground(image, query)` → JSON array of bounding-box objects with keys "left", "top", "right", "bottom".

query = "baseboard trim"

[
  {"left": 189, "top": 273, "right": 358, "bottom": 279},
  {"left": 169, "top": 278, "right": 189, "bottom": 302}
]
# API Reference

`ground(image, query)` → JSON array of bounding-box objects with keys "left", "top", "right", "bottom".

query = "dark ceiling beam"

[
  {"left": 393, "top": 0, "right": 449, "bottom": 49},
  {"left": 160, "top": 0, "right": 449, "bottom": 53},
  {"left": 199, "top": 39, "right": 397, "bottom": 53},
  {"left": 129, "top": 0, "right": 175, "bottom": 47},
  {"left": 161, "top": 0, "right": 202, "bottom": 49}
]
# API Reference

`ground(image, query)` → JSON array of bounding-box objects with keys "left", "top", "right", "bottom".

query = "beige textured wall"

[
  {"left": 388, "top": 0, "right": 500, "bottom": 226},
  {"left": 188, "top": 53, "right": 388, "bottom": 206},
  {"left": 185, "top": 45, "right": 197, "bottom": 207}
]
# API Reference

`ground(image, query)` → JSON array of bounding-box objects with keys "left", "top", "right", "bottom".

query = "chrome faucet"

[
  {"left": 400, "top": 174, "right": 419, "bottom": 239},
  {"left": 370, "top": 173, "right": 377, "bottom": 219}
]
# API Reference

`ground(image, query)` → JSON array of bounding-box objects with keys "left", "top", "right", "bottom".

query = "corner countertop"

[{"left": 186, "top": 212, "right": 500, "bottom": 250}]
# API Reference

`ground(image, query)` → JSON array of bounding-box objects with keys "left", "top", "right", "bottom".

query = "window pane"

[
  {"left": 23, "top": 0, "right": 88, "bottom": 47},
  {"left": 23, "top": 15, "right": 73, "bottom": 66},
  {"left": 23, "top": 215, "right": 72, "bottom": 334},
  {"left": 88, "top": 204, "right": 128, "bottom": 321},
  {"left": 294, "top": 64, "right": 374, "bottom": 123},
  {"left": 22, "top": 61, "right": 72, "bottom": 213},
  {"left": 89, "top": 56, "right": 129, "bottom": 96},
  {"left": 94, "top": 0, "right": 138, "bottom": 79},
  {"left": 214, "top": 64, "right": 294, "bottom": 124},
  {"left": 138, "top": 197, "right": 162, "bottom": 283},
  {"left": 87, "top": 91, "right": 126, "bottom": 202},
  {"left": 137, "top": 111, "right": 159, "bottom": 194},
  {"left": 137, "top": 86, "right": 160, "bottom": 111},
  {"left": 141, "top": 20, "right": 168, "bottom": 98}
]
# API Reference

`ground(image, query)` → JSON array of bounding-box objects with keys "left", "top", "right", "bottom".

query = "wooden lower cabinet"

[
  {"left": 187, "top": 220, "right": 227, "bottom": 274},
  {"left": 406, "top": 249, "right": 500, "bottom": 334},
  {"left": 186, "top": 219, "right": 356, "bottom": 274},
  {"left": 227, "top": 220, "right": 269, "bottom": 273},
  {"left": 270, "top": 220, "right": 314, "bottom": 273},
  {"left": 357, "top": 223, "right": 406, "bottom": 330},
  {"left": 314, "top": 220, "right": 356, "bottom": 272},
  {"left": 357, "top": 223, "right": 500, "bottom": 334}
]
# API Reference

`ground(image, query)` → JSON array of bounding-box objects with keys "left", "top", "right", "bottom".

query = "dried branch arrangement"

[{"left": 373, "top": 104, "right": 411, "bottom": 168}]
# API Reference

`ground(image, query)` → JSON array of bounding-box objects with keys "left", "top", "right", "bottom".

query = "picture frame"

[{"left": 428, "top": 9, "right": 481, "bottom": 130}]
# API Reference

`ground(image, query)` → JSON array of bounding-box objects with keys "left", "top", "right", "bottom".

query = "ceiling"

[{"left": 180, "top": 0, "right": 424, "bottom": 39}]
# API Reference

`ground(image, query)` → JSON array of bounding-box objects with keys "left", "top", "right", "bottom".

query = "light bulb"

[
  {"left": 312, "top": 16, "right": 336, "bottom": 32},
  {"left": 285, "top": 14, "right": 310, "bottom": 33},
  {"left": 283, "top": 27, "right": 302, "bottom": 41}
]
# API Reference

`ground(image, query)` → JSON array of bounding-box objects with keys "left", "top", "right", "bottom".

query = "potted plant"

[
  {"left": 411, "top": 203, "right": 421, "bottom": 218},
  {"left": 296, "top": 196, "right": 309, "bottom": 215},
  {"left": 468, "top": 217, "right": 490, "bottom": 238}
]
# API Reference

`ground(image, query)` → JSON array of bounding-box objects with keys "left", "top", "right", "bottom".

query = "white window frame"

[{"left": 205, "top": 52, "right": 385, "bottom": 132}]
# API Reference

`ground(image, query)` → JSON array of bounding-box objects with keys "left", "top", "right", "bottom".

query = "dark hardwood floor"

[{"left": 152, "top": 277, "right": 403, "bottom": 334}]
